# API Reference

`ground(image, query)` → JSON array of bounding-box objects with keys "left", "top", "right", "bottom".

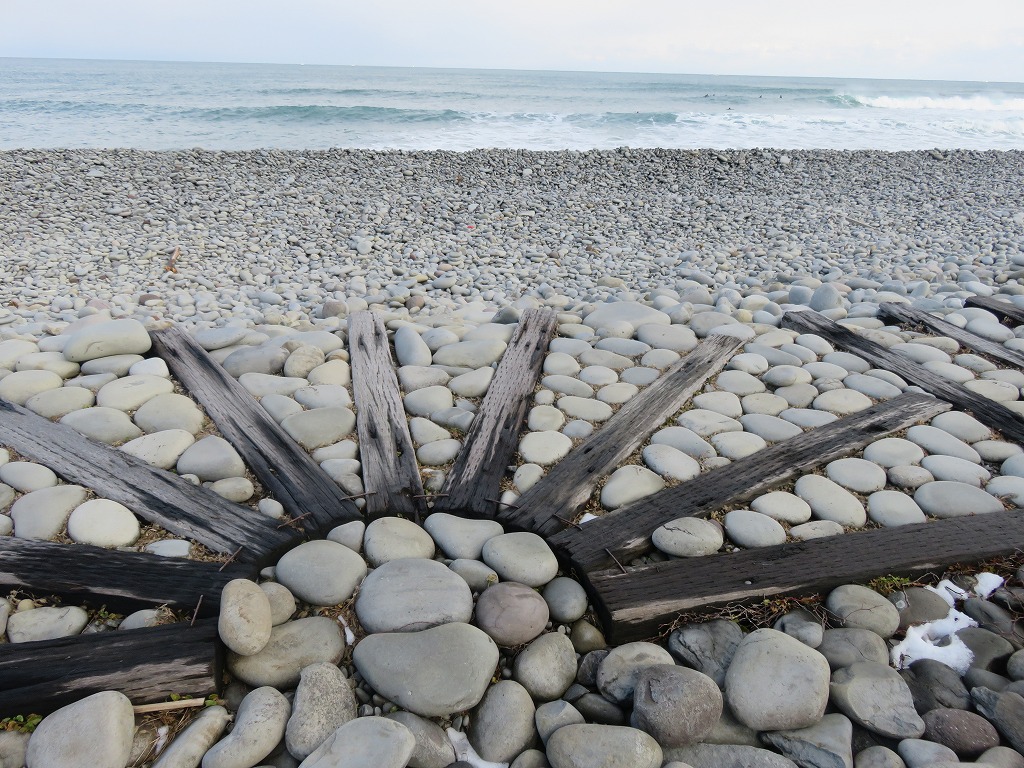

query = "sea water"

[{"left": 2, "top": 57, "right": 1022, "bottom": 151}]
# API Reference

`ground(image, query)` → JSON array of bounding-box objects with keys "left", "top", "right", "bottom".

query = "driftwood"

[{"left": 435, "top": 309, "right": 558, "bottom": 518}]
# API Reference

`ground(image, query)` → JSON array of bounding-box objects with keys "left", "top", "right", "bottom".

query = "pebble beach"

[{"left": 3, "top": 147, "right": 1024, "bottom": 768}]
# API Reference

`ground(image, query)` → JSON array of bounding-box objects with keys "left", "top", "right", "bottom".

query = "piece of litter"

[
  {"left": 974, "top": 572, "right": 1005, "bottom": 599},
  {"left": 153, "top": 725, "right": 170, "bottom": 756},
  {"left": 447, "top": 728, "right": 509, "bottom": 768},
  {"left": 579, "top": 512, "right": 598, "bottom": 524},
  {"left": 337, "top": 614, "right": 356, "bottom": 645}
]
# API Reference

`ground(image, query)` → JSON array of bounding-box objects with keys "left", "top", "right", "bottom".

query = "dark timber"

[
  {"left": 0, "top": 538, "right": 256, "bottom": 616},
  {"left": 552, "top": 392, "right": 950, "bottom": 572},
  {"left": 590, "top": 509, "right": 1024, "bottom": 643},
  {"left": 435, "top": 308, "right": 558, "bottom": 518},
  {"left": 965, "top": 295, "right": 1024, "bottom": 326},
  {"left": 497, "top": 334, "right": 742, "bottom": 537},
  {"left": 151, "top": 326, "right": 362, "bottom": 535},
  {"left": 782, "top": 310, "right": 1024, "bottom": 445},
  {"left": 877, "top": 302, "right": 1024, "bottom": 370},
  {"left": 348, "top": 311, "right": 424, "bottom": 520},
  {"left": 0, "top": 619, "right": 221, "bottom": 716},
  {"left": 0, "top": 399, "right": 294, "bottom": 563}
]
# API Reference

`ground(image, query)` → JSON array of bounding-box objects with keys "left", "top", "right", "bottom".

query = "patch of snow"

[
  {"left": 153, "top": 725, "right": 170, "bottom": 756},
  {"left": 579, "top": 512, "right": 599, "bottom": 524},
  {"left": 891, "top": 606, "right": 978, "bottom": 675},
  {"left": 447, "top": 728, "right": 509, "bottom": 768},
  {"left": 925, "top": 579, "right": 968, "bottom": 606},
  {"left": 974, "top": 572, "right": 1005, "bottom": 599}
]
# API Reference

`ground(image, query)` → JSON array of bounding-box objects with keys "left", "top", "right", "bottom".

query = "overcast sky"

[{"left": 3, "top": 0, "right": 1022, "bottom": 82}]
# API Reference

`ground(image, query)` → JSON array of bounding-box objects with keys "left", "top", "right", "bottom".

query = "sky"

[{"left": 3, "top": 0, "right": 1023, "bottom": 82}]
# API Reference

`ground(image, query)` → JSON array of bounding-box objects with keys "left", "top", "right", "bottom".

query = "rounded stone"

[
  {"left": 260, "top": 581, "right": 296, "bottom": 625},
  {"left": 9, "top": 484, "right": 88, "bottom": 540},
  {"left": 218, "top": 578, "right": 273, "bottom": 656},
  {"left": 650, "top": 426, "right": 717, "bottom": 460},
  {"left": 0, "top": 369, "right": 63, "bottom": 405},
  {"left": 826, "top": 585, "right": 901, "bottom": 638},
  {"left": 723, "top": 509, "right": 787, "bottom": 548},
  {"left": 867, "top": 491, "right": 927, "bottom": 527},
  {"left": 24, "top": 386, "right": 95, "bottom": 419},
  {"left": 652, "top": 517, "right": 724, "bottom": 557},
  {"left": 424, "top": 512, "right": 504, "bottom": 560},
  {"left": 794, "top": 474, "right": 867, "bottom": 527},
  {"left": 417, "top": 438, "right": 461, "bottom": 465},
  {"left": 280, "top": 406, "right": 356, "bottom": 449},
  {"left": 914, "top": 481, "right": 1005, "bottom": 518},
  {"left": 355, "top": 557, "right": 473, "bottom": 633},
  {"left": 710, "top": 431, "right": 767, "bottom": 460},
  {"left": 285, "top": 662, "right": 357, "bottom": 760},
  {"left": 7, "top": 605, "right": 89, "bottom": 643},
  {"left": 62, "top": 319, "right": 151, "bottom": 362},
  {"left": 528, "top": 404, "right": 566, "bottom": 431},
  {"left": 601, "top": 465, "right": 666, "bottom": 509},
  {"left": 227, "top": 616, "right": 346, "bottom": 689},
  {"left": 826, "top": 457, "right": 888, "bottom": 493},
  {"left": 812, "top": 388, "right": 873, "bottom": 415},
  {"left": 475, "top": 582, "right": 550, "bottom": 646},
  {"left": 546, "top": 725, "right": 662, "bottom": 768},
  {"left": 482, "top": 532, "right": 558, "bottom": 588},
  {"left": 542, "top": 576, "right": 589, "bottom": 624},
  {"left": 830, "top": 662, "right": 925, "bottom": 739},
  {"left": 790, "top": 520, "right": 844, "bottom": 540},
  {"left": 922, "top": 708, "right": 1000, "bottom": 758},
  {"left": 132, "top": 392, "right": 205, "bottom": 434},
  {"left": 888, "top": 464, "right": 935, "bottom": 490},
  {"left": 353, "top": 622, "right": 499, "bottom": 717},
  {"left": 513, "top": 632, "right": 578, "bottom": 701},
  {"left": 596, "top": 641, "right": 675, "bottom": 704},
  {"left": 119, "top": 429, "right": 195, "bottom": 470},
  {"left": 25, "top": 691, "right": 134, "bottom": 768},
  {"left": 175, "top": 435, "right": 245, "bottom": 481},
  {"left": 95, "top": 374, "right": 174, "bottom": 411},
  {"left": 724, "top": 628, "right": 830, "bottom": 731},
  {"left": 363, "top": 516, "right": 435, "bottom": 566},
  {"left": 275, "top": 540, "right": 367, "bottom": 606},
  {"left": 66, "top": 499, "right": 140, "bottom": 547},
  {"left": 750, "top": 491, "right": 812, "bottom": 524},
  {"left": 519, "top": 430, "right": 573, "bottom": 466},
  {"left": 631, "top": 665, "right": 722, "bottom": 748},
  {"left": 906, "top": 425, "right": 982, "bottom": 463},
  {"left": 201, "top": 686, "right": 289, "bottom": 768},
  {"left": 921, "top": 454, "right": 992, "bottom": 486},
  {"left": 931, "top": 411, "right": 993, "bottom": 443},
  {"left": 470, "top": 680, "right": 538, "bottom": 763},
  {"left": 0, "top": 461, "right": 57, "bottom": 493}
]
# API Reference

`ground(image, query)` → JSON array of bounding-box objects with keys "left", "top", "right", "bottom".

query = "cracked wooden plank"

[
  {"left": 434, "top": 308, "right": 558, "bottom": 518},
  {"left": 0, "top": 538, "right": 256, "bottom": 616},
  {"left": 965, "top": 295, "right": 1024, "bottom": 326},
  {"left": 551, "top": 392, "right": 949, "bottom": 572},
  {"left": 348, "top": 311, "right": 424, "bottom": 520},
  {"left": 589, "top": 508, "right": 1024, "bottom": 644},
  {"left": 0, "top": 619, "right": 221, "bottom": 716},
  {"left": 496, "top": 334, "right": 743, "bottom": 537},
  {"left": 0, "top": 399, "right": 295, "bottom": 564},
  {"left": 151, "top": 325, "right": 362, "bottom": 536},
  {"left": 782, "top": 310, "right": 1024, "bottom": 444},
  {"left": 877, "top": 302, "right": 1024, "bottom": 370}
]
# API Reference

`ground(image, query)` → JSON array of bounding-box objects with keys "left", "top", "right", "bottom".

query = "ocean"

[{"left": 2, "top": 57, "right": 1023, "bottom": 151}]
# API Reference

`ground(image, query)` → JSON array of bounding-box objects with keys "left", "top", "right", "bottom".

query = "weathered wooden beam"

[
  {"left": 497, "top": 334, "right": 742, "bottom": 537},
  {"left": 0, "top": 619, "right": 222, "bottom": 716},
  {"left": 965, "top": 295, "right": 1024, "bottom": 326},
  {"left": 348, "top": 311, "right": 424, "bottom": 520},
  {"left": 435, "top": 308, "right": 558, "bottom": 518},
  {"left": 0, "top": 538, "right": 256, "bottom": 616},
  {"left": 782, "top": 310, "right": 1024, "bottom": 444},
  {"left": 589, "top": 508, "right": 1024, "bottom": 644},
  {"left": 151, "top": 326, "right": 362, "bottom": 535},
  {"left": 877, "top": 302, "right": 1024, "bottom": 370},
  {"left": 0, "top": 399, "right": 294, "bottom": 564},
  {"left": 552, "top": 392, "right": 949, "bottom": 572}
]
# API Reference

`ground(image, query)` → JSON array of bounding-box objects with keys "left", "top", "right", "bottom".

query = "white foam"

[{"left": 852, "top": 94, "right": 1024, "bottom": 112}]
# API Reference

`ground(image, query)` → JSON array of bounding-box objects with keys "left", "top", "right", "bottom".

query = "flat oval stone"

[
  {"left": 417, "top": 438, "right": 461, "bottom": 465},
  {"left": 133, "top": 392, "right": 205, "bottom": 434},
  {"left": 676, "top": 409, "right": 743, "bottom": 437},
  {"left": 867, "top": 491, "right": 927, "bottom": 527},
  {"left": 813, "top": 388, "right": 873, "bottom": 415},
  {"left": 519, "top": 430, "right": 573, "bottom": 465},
  {"left": 724, "top": 509, "right": 787, "bottom": 548},
  {"left": 631, "top": 665, "right": 723, "bottom": 748},
  {"left": 66, "top": 498, "right": 140, "bottom": 546},
  {"left": 763, "top": 365, "right": 813, "bottom": 388},
  {"left": 201, "top": 686, "right": 289, "bottom": 768},
  {"left": 7, "top": 605, "right": 88, "bottom": 642},
  {"left": 482, "top": 532, "right": 558, "bottom": 587},
  {"left": 543, "top": 374, "right": 594, "bottom": 397},
  {"left": 528, "top": 404, "right": 566, "bottom": 431},
  {"left": 294, "top": 383, "right": 352, "bottom": 409},
  {"left": 119, "top": 429, "right": 195, "bottom": 469},
  {"left": 914, "top": 481, "right": 1005, "bottom": 518},
  {"left": 739, "top": 413, "right": 803, "bottom": 442},
  {"left": 95, "top": 374, "right": 174, "bottom": 411},
  {"left": 888, "top": 464, "right": 935, "bottom": 490},
  {"left": 830, "top": 662, "right": 925, "bottom": 739},
  {"left": 424, "top": 512, "right": 504, "bottom": 560},
  {"left": 275, "top": 540, "right": 367, "bottom": 605},
  {"left": 975, "top": 439, "right": 1023, "bottom": 463},
  {"left": 62, "top": 319, "right": 151, "bottom": 362},
  {"left": 403, "top": 385, "right": 454, "bottom": 417},
  {"left": 542, "top": 577, "right": 589, "bottom": 623},
  {"left": 649, "top": 426, "right": 717, "bottom": 460},
  {"left": 364, "top": 516, "right": 435, "bottom": 566},
  {"left": 790, "top": 520, "right": 844, "bottom": 540},
  {"left": 921, "top": 454, "right": 991, "bottom": 486},
  {"left": 558, "top": 396, "right": 613, "bottom": 422},
  {"left": 601, "top": 465, "right": 666, "bottom": 509},
  {"left": 826, "top": 457, "right": 888, "bottom": 493},
  {"left": 795, "top": 475, "right": 866, "bottom": 527},
  {"left": 693, "top": 391, "right": 743, "bottom": 418},
  {"left": 475, "top": 582, "right": 549, "bottom": 646},
  {"left": 301, "top": 716, "right": 414, "bottom": 768},
  {"left": 175, "top": 435, "right": 245, "bottom": 481},
  {"left": 281, "top": 406, "right": 356, "bottom": 449},
  {"left": 0, "top": 369, "right": 63, "bottom": 405},
  {"left": 10, "top": 484, "right": 88, "bottom": 540},
  {"left": 906, "top": 425, "right": 981, "bottom": 463},
  {"left": 597, "top": 641, "right": 676, "bottom": 704},
  {"left": 353, "top": 622, "right": 499, "bottom": 717},
  {"left": 545, "top": 352, "right": 581, "bottom": 376},
  {"left": 546, "top": 724, "right": 663, "bottom": 768},
  {"left": 750, "top": 491, "right": 812, "bottom": 524},
  {"left": 24, "top": 386, "right": 95, "bottom": 419},
  {"left": 642, "top": 444, "right": 701, "bottom": 482},
  {"left": 711, "top": 431, "right": 767, "bottom": 460},
  {"left": 356, "top": 558, "right": 473, "bottom": 633},
  {"left": 25, "top": 691, "right": 134, "bottom": 768},
  {"left": 776, "top": 384, "right": 821, "bottom": 409},
  {"left": 863, "top": 437, "right": 925, "bottom": 467},
  {"left": 219, "top": 578, "right": 273, "bottom": 656},
  {"left": 652, "top": 517, "right": 724, "bottom": 557},
  {"left": 827, "top": 585, "right": 901, "bottom": 638},
  {"left": 512, "top": 632, "right": 578, "bottom": 701},
  {"left": 61, "top": 406, "right": 143, "bottom": 444},
  {"left": 433, "top": 340, "right": 506, "bottom": 368},
  {"left": 227, "top": 616, "right": 345, "bottom": 688},
  {"left": 284, "top": 662, "right": 357, "bottom": 760},
  {"left": 597, "top": 382, "right": 638, "bottom": 404}
]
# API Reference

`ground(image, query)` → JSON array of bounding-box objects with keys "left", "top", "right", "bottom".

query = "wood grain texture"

[
  {"left": 589, "top": 508, "right": 1024, "bottom": 643},
  {"left": 0, "top": 538, "right": 255, "bottom": 616},
  {"left": 782, "top": 310, "right": 1024, "bottom": 444},
  {"left": 435, "top": 308, "right": 558, "bottom": 518},
  {"left": 348, "top": 311, "right": 424, "bottom": 520},
  {"left": 552, "top": 392, "right": 949, "bottom": 572},
  {"left": 0, "top": 399, "right": 294, "bottom": 563},
  {"left": 965, "top": 295, "right": 1024, "bottom": 326},
  {"left": 0, "top": 619, "right": 221, "bottom": 716},
  {"left": 151, "top": 326, "right": 362, "bottom": 536},
  {"left": 497, "top": 334, "right": 742, "bottom": 537},
  {"left": 877, "top": 302, "right": 1024, "bottom": 370}
]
